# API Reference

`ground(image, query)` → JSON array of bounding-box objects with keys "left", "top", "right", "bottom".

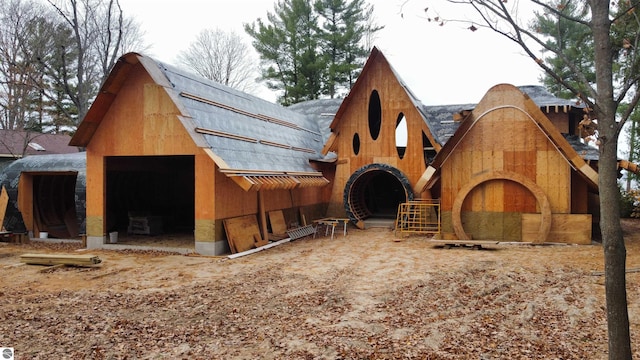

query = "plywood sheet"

[
  {"left": 0, "top": 186, "right": 8, "bottom": 231},
  {"left": 522, "top": 213, "right": 592, "bottom": 244},
  {"left": 268, "top": 210, "right": 287, "bottom": 235},
  {"left": 223, "top": 215, "right": 263, "bottom": 253}
]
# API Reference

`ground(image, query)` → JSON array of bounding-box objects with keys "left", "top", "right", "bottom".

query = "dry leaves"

[{"left": 2, "top": 222, "right": 640, "bottom": 359}]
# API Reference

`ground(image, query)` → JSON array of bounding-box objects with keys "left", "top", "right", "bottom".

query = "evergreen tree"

[
  {"left": 536, "top": 1, "right": 640, "bottom": 194},
  {"left": 245, "top": 0, "right": 380, "bottom": 105},
  {"left": 535, "top": 1, "right": 594, "bottom": 99},
  {"left": 315, "top": 0, "right": 382, "bottom": 98},
  {"left": 245, "top": 0, "right": 323, "bottom": 105}
]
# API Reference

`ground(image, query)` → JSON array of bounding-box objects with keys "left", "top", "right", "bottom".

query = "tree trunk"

[
  {"left": 600, "top": 134, "right": 632, "bottom": 360},
  {"left": 591, "top": 2, "right": 632, "bottom": 358}
]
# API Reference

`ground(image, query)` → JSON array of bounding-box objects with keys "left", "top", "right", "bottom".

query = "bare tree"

[
  {"left": 46, "top": 0, "right": 147, "bottom": 124},
  {"left": 419, "top": 1, "right": 639, "bottom": 357},
  {"left": 91, "top": 0, "right": 148, "bottom": 82},
  {"left": 177, "top": 28, "right": 258, "bottom": 94},
  {"left": 0, "top": 0, "right": 47, "bottom": 130}
]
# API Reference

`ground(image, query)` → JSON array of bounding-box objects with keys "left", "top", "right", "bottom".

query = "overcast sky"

[{"left": 118, "top": 0, "right": 544, "bottom": 105}]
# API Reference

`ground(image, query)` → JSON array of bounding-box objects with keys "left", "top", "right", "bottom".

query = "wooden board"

[
  {"left": 0, "top": 186, "right": 8, "bottom": 231},
  {"left": 522, "top": 213, "right": 592, "bottom": 244},
  {"left": 223, "top": 215, "right": 263, "bottom": 253},
  {"left": 268, "top": 210, "right": 287, "bottom": 235},
  {"left": 20, "top": 253, "right": 101, "bottom": 266},
  {"left": 429, "top": 239, "right": 499, "bottom": 246}
]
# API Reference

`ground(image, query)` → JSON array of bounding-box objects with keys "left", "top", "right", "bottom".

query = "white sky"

[{"left": 119, "top": 0, "right": 544, "bottom": 105}]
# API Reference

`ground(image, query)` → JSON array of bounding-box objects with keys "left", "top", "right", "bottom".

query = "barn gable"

[
  {"left": 429, "top": 84, "right": 598, "bottom": 244},
  {"left": 320, "top": 47, "right": 440, "bottom": 226}
]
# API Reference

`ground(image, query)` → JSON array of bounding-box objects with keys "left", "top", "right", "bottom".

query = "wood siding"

[
  {"left": 440, "top": 107, "right": 571, "bottom": 214},
  {"left": 325, "top": 53, "right": 433, "bottom": 215},
  {"left": 437, "top": 84, "right": 590, "bottom": 242}
]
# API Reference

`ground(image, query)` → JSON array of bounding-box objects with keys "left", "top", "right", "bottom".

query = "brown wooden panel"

[
  {"left": 0, "top": 186, "right": 8, "bottom": 230},
  {"left": 452, "top": 170, "right": 552, "bottom": 243},
  {"left": 85, "top": 152, "right": 105, "bottom": 236},
  {"left": 522, "top": 213, "right": 592, "bottom": 244},
  {"left": 223, "top": 215, "right": 262, "bottom": 253},
  {"left": 215, "top": 173, "right": 257, "bottom": 219},
  {"left": 537, "top": 150, "right": 571, "bottom": 213},
  {"left": 571, "top": 171, "right": 589, "bottom": 213},
  {"left": 268, "top": 210, "right": 288, "bottom": 235},
  {"left": 441, "top": 161, "right": 453, "bottom": 210},
  {"left": 17, "top": 174, "right": 33, "bottom": 233}
]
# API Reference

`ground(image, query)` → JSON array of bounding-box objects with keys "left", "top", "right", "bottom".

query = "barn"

[{"left": 67, "top": 52, "right": 331, "bottom": 255}]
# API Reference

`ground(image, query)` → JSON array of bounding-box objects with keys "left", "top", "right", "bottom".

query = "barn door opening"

[
  {"left": 344, "top": 164, "right": 413, "bottom": 228},
  {"left": 32, "top": 173, "right": 79, "bottom": 238},
  {"left": 105, "top": 155, "right": 195, "bottom": 244}
]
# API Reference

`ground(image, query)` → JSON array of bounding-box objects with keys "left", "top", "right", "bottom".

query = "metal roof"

[
  {"left": 155, "top": 61, "right": 325, "bottom": 175},
  {"left": 287, "top": 98, "right": 342, "bottom": 145}
]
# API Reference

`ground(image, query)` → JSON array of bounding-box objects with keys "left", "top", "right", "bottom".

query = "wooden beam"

[
  {"left": 258, "top": 191, "right": 268, "bottom": 243},
  {"left": 20, "top": 253, "right": 102, "bottom": 266}
]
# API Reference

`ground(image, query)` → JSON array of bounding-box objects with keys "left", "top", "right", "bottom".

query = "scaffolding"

[{"left": 395, "top": 199, "right": 441, "bottom": 237}]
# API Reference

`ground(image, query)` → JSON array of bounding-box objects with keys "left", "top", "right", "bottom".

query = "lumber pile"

[{"left": 20, "top": 253, "right": 102, "bottom": 267}]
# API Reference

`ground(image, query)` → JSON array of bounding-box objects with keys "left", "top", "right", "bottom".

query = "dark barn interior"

[{"left": 105, "top": 155, "right": 195, "bottom": 238}]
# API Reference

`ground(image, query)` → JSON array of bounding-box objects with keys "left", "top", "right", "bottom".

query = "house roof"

[
  {"left": 291, "top": 84, "right": 598, "bottom": 162},
  {"left": 419, "top": 85, "right": 589, "bottom": 149},
  {"left": 296, "top": 47, "right": 597, "bottom": 162},
  {"left": 421, "top": 83, "right": 599, "bottom": 192},
  {"left": 287, "top": 98, "right": 342, "bottom": 146},
  {"left": 0, "top": 130, "right": 79, "bottom": 158},
  {"left": 71, "top": 53, "right": 328, "bottom": 190}
]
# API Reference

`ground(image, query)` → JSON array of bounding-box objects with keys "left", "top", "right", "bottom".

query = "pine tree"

[
  {"left": 315, "top": 0, "right": 382, "bottom": 98},
  {"left": 245, "top": 0, "right": 381, "bottom": 105}
]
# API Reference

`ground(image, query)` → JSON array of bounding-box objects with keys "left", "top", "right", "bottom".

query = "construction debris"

[{"left": 20, "top": 253, "right": 102, "bottom": 267}]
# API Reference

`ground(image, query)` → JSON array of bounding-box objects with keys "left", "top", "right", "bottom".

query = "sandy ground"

[{"left": 1, "top": 220, "right": 640, "bottom": 359}]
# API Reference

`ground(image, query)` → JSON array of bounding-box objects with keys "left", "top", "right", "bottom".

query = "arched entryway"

[{"left": 343, "top": 164, "right": 413, "bottom": 228}]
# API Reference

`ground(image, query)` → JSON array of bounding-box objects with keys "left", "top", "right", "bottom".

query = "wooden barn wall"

[
  {"left": 441, "top": 106, "right": 571, "bottom": 212},
  {"left": 85, "top": 65, "right": 216, "bottom": 242},
  {"left": 571, "top": 170, "right": 589, "bottom": 214},
  {"left": 326, "top": 57, "right": 429, "bottom": 216},
  {"left": 545, "top": 111, "right": 569, "bottom": 134},
  {"left": 439, "top": 103, "right": 572, "bottom": 240},
  {"left": 213, "top": 172, "right": 329, "bottom": 241}
]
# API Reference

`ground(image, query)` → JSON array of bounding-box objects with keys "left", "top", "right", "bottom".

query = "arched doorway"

[{"left": 343, "top": 164, "right": 413, "bottom": 228}]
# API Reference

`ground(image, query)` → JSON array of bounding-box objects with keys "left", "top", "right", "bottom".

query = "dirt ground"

[{"left": 1, "top": 220, "right": 640, "bottom": 359}]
